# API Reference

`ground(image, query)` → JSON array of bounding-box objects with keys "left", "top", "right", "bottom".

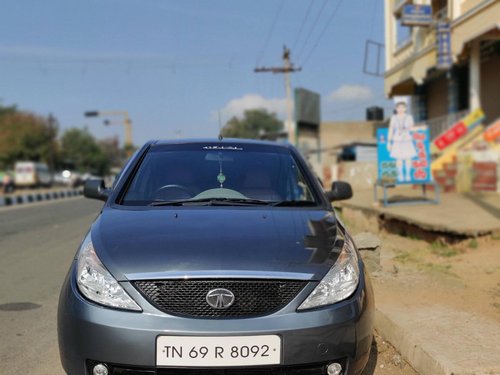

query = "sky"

[{"left": 0, "top": 0, "right": 389, "bottom": 146}]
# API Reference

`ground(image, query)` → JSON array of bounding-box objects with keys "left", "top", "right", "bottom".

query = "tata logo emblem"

[{"left": 206, "top": 288, "right": 235, "bottom": 309}]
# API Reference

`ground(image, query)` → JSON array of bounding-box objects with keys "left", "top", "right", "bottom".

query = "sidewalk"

[
  {"left": 343, "top": 187, "right": 500, "bottom": 237},
  {"left": 375, "top": 304, "right": 500, "bottom": 375},
  {"left": 343, "top": 188, "right": 500, "bottom": 375}
]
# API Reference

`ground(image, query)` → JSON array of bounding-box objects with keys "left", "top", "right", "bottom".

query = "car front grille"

[{"left": 133, "top": 279, "right": 307, "bottom": 318}]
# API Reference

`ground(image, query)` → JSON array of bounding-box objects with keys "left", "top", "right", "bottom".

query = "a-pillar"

[{"left": 469, "top": 40, "right": 481, "bottom": 110}]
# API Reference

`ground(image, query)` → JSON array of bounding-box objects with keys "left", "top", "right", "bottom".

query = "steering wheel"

[{"left": 154, "top": 184, "right": 192, "bottom": 200}]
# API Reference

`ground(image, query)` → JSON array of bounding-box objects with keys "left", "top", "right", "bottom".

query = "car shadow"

[{"left": 361, "top": 337, "right": 378, "bottom": 375}]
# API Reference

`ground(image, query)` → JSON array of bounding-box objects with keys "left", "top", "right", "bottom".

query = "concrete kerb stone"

[
  {"left": 375, "top": 307, "right": 445, "bottom": 375},
  {"left": 0, "top": 188, "right": 83, "bottom": 207},
  {"left": 375, "top": 304, "right": 500, "bottom": 375}
]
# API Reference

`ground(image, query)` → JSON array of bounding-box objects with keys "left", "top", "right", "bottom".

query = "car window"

[{"left": 120, "top": 144, "right": 318, "bottom": 206}]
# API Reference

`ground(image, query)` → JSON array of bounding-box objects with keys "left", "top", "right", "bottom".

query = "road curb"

[
  {"left": 0, "top": 189, "right": 83, "bottom": 208},
  {"left": 374, "top": 307, "right": 444, "bottom": 375},
  {"left": 374, "top": 305, "right": 500, "bottom": 375}
]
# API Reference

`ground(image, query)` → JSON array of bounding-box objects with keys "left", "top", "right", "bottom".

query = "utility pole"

[{"left": 254, "top": 46, "right": 301, "bottom": 145}]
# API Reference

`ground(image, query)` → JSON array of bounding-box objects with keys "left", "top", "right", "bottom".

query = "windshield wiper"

[
  {"left": 271, "top": 200, "right": 317, "bottom": 207},
  {"left": 150, "top": 197, "right": 272, "bottom": 207},
  {"left": 150, "top": 199, "right": 195, "bottom": 206}
]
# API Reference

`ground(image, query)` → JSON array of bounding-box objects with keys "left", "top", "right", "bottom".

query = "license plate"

[{"left": 156, "top": 335, "right": 281, "bottom": 367}]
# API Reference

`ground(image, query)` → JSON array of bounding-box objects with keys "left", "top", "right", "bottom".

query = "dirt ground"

[
  {"left": 369, "top": 233, "right": 500, "bottom": 322},
  {"left": 363, "top": 331, "right": 419, "bottom": 375},
  {"left": 341, "top": 210, "right": 500, "bottom": 375}
]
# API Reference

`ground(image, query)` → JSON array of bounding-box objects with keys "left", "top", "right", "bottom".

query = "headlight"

[
  {"left": 298, "top": 233, "right": 359, "bottom": 310},
  {"left": 76, "top": 234, "right": 141, "bottom": 311}
]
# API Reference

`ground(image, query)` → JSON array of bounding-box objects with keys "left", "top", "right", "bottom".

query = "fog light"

[
  {"left": 327, "top": 362, "right": 342, "bottom": 375},
  {"left": 93, "top": 363, "right": 109, "bottom": 375}
]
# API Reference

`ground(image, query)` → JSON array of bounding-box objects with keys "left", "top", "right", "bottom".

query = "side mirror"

[
  {"left": 83, "top": 179, "right": 110, "bottom": 201},
  {"left": 325, "top": 181, "right": 353, "bottom": 202}
]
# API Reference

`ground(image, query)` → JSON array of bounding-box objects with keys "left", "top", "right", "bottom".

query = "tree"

[
  {"left": 0, "top": 105, "right": 59, "bottom": 169},
  {"left": 60, "top": 128, "right": 110, "bottom": 176},
  {"left": 98, "top": 136, "right": 127, "bottom": 169},
  {"left": 220, "top": 109, "right": 283, "bottom": 139}
]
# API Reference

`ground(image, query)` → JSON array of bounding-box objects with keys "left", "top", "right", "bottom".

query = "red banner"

[{"left": 434, "top": 122, "right": 467, "bottom": 150}]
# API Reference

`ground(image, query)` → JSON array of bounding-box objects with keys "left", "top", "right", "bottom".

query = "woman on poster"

[{"left": 387, "top": 101, "right": 425, "bottom": 182}]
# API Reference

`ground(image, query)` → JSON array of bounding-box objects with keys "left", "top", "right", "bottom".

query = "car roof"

[{"left": 150, "top": 138, "right": 294, "bottom": 149}]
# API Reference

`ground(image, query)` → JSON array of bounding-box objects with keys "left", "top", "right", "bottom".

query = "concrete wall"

[
  {"left": 456, "top": 147, "right": 500, "bottom": 193},
  {"left": 319, "top": 121, "right": 379, "bottom": 186},
  {"left": 338, "top": 161, "right": 378, "bottom": 191},
  {"left": 320, "top": 121, "right": 378, "bottom": 162}
]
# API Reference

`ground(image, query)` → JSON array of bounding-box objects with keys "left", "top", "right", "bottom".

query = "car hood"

[{"left": 90, "top": 207, "right": 341, "bottom": 282}]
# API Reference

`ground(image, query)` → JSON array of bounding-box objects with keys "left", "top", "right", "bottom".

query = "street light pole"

[{"left": 85, "top": 110, "right": 133, "bottom": 153}]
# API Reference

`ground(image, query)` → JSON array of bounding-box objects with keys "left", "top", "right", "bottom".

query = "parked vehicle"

[
  {"left": 54, "top": 169, "right": 83, "bottom": 187},
  {"left": 58, "top": 139, "right": 374, "bottom": 375},
  {"left": 14, "top": 161, "right": 52, "bottom": 188}
]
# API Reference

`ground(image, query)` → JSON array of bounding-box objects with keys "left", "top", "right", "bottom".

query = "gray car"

[{"left": 58, "top": 139, "right": 374, "bottom": 375}]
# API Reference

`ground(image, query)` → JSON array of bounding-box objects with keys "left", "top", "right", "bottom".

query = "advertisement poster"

[{"left": 377, "top": 128, "right": 432, "bottom": 185}]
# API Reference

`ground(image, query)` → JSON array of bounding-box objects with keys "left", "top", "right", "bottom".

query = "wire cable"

[
  {"left": 301, "top": 0, "right": 344, "bottom": 67},
  {"left": 255, "top": 0, "right": 286, "bottom": 67},
  {"left": 291, "top": 0, "right": 315, "bottom": 51},
  {"left": 295, "top": 0, "right": 329, "bottom": 63}
]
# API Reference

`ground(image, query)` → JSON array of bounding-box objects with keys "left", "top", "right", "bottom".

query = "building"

[
  {"left": 384, "top": 0, "right": 500, "bottom": 136},
  {"left": 319, "top": 121, "right": 379, "bottom": 189}
]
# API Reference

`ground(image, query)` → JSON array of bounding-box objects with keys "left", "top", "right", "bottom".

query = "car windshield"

[{"left": 120, "top": 143, "right": 319, "bottom": 206}]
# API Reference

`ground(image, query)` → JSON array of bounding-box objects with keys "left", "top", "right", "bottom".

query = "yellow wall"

[{"left": 461, "top": 0, "right": 487, "bottom": 14}]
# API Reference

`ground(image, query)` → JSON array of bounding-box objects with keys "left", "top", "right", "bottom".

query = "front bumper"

[{"left": 58, "top": 264, "right": 374, "bottom": 375}]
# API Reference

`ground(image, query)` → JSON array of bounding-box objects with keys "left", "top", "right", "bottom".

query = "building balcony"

[{"left": 385, "top": 26, "right": 437, "bottom": 96}]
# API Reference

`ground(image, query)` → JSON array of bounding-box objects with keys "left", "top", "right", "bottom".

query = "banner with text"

[{"left": 377, "top": 128, "right": 432, "bottom": 185}]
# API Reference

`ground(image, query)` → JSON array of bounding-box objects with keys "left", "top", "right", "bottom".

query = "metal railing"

[{"left": 418, "top": 109, "right": 469, "bottom": 140}]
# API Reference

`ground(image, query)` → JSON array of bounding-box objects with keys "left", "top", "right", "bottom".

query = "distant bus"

[{"left": 14, "top": 161, "right": 53, "bottom": 188}]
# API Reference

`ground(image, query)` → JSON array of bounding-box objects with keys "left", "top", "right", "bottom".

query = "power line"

[
  {"left": 255, "top": 0, "right": 286, "bottom": 66},
  {"left": 291, "top": 0, "right": 315, "bottom": 51},
  {"left": 301, "top": 0, "right": 344, "bottom": 67},
  {"left": 295, "top": 0, "right": 329, "bottom": 63},
  {"left": 0, "top": 56, "right": 251, "bottom": 72}
]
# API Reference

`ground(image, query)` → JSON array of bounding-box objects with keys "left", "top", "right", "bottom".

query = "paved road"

[
  {"left": 0, "top": 198, "right": 413, "bottom": 375},
  {"left": 0, "top": 198, "right": 103, "bottom": 375}
]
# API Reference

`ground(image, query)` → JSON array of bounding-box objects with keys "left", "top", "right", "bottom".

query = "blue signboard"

[
  {"left": 401, "top": 4, "right": 432, "bottom": 27},
  {"left": 437, "top": 21, "right": 452, "bottom": 69},
  {"left": 377, "top": 128, "right": 432, "bottom": 185}
]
